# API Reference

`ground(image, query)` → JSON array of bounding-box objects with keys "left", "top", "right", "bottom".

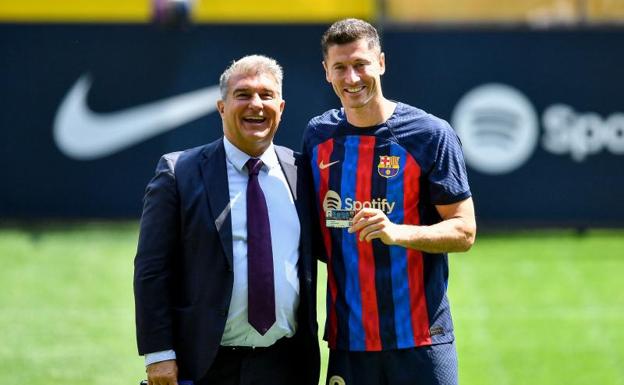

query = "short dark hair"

[{"left": 321, "top": 18, "right": 381, "bottom": 58}]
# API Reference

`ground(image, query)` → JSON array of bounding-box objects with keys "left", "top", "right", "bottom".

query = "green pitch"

[{"left": 0, "top": 223, "right": 622, "bottom": 385}]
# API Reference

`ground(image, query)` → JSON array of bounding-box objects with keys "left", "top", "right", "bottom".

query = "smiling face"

[
  {"left": 323, "top": 38, "right": 386, "bottom": 115},
  {"left": 217, "top": 72, "right": 285, "bottom": 157}
]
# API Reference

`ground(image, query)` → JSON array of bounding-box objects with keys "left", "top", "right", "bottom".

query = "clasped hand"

[{"left": 348, "top": 208, "right": 403, "bottom": 245}]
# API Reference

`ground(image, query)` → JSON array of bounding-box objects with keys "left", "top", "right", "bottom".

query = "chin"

[
  {"left": 243, "top": 126, "right": 269, "bottom": 135},
  {"left": 342, "top": 95, "right": 368, "bottom": 107},
  {"left": 343, "top": 100, "right": 368, "bottom": 110},
  {"left": 245, "top": 132, "right": 271, "bottom": 143}
]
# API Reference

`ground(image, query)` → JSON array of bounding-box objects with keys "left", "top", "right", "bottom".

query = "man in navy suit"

[{"left": 134, "top": 55, "right": 320, "bottom": 385}]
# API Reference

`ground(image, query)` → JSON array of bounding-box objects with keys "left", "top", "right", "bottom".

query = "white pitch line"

[
  {"left": 455, "top": 259, "right": 512, "bottom": 385},
  {"left": 455, "top": 305, "right": 624, "bottom": 320},
  {"left": 555, "top": 258, "right": 624, "bottom": 385}
]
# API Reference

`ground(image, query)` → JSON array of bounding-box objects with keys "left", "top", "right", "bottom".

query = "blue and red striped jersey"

[{"left": 303, "top": 103, "right": 471, "bottom": 351}]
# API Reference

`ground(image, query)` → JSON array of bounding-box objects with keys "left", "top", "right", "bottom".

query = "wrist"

[
  {"left": 392, "top": 224, "right": 422, "bottom": 248},
  {"left": 145, "top": 350, "right": 176, "bottom": 366},
  {"left": 390, "top": 224, "right": 408, "bottom": 246}
]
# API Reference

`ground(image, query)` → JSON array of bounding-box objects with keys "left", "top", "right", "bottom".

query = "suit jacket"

[{"left": 134, "top": 138, "right": 320, "bottom": 384}]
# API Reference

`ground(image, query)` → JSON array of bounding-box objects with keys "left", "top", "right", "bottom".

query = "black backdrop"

[{"left": 1, "top": 24, "right": 622, "bottom": 227}]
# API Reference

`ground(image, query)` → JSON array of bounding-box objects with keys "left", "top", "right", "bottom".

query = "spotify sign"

[{"left": 452, "top": 83, "right": 624, "bottom": 175}]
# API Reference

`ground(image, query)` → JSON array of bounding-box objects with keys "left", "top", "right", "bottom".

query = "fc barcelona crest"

[{"left": 377, "top": 155, "right": 400, "bottom": 178}]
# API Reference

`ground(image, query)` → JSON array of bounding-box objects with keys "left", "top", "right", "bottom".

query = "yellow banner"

[
  {"left": 587, "top": 0, "right": 624, "bottom": 21},
  {"left": 385, "top": 0, "right": 578, "bottom": 22},
  {"left": 193, "top": 0, "right": 374, "bottom": 23},
  {"left": 385, "top": 0, "right": 624, "bottom": 23},
  {"left": 0, "top": 0, "right": 149, "bottom": 22},
  {"left": 0, "top": 0, "right": 374, "bottom": 23}
]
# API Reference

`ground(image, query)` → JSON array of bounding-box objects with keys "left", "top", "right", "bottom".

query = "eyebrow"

[
  {"left": 331, "top": 57, "right": 371, "bottom": 67},
  {"left": 232, "top": 87, "right": 275, "bottom": 94}
]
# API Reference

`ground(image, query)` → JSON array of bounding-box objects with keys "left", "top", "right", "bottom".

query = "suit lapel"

[
  {"left": 200, "top": 139, "right": 234, "bottom": 269},
  {"left": 275, "top": 145, "right": 313, "bottom": 284},
  {"left": 276, "top": 146, "right": 307, "bottom": 281},
  {"left": 275, "top": 146, "right": 298, "bottom": 201}
]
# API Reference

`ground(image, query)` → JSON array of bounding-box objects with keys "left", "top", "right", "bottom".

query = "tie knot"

[{"left": 246, "top": 158, "right": 263, "bottom": 176}]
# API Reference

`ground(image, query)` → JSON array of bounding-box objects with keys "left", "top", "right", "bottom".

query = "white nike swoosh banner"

[{"left": 53, "top": 75, "right": 221, "bottom": 160}]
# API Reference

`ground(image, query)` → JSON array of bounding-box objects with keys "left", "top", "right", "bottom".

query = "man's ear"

[
  {"left": 217, "top": 100, "right": 225, "bottom": 115},
  {"left": 379, "top": 52, "right": 386, "bottom": 76},
  {"left": 322, "top": 61, "right": 331, "bottom": 83}
]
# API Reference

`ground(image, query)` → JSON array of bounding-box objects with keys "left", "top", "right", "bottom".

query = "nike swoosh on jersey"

[
  {"left": 319, "top": 160, "right": 340, "bottom": 170},
  {"left": 53, "top": 74, "right": 221, "bottom": 160}
]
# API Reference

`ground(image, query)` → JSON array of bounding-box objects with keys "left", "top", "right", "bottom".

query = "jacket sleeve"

[{"left": 134, "top": 153, "right": 181, "bottom": 355}]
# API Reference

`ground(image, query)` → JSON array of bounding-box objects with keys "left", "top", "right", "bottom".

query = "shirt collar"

[{"left": 223, "top": 136, "right": 280, "bottom": 173}]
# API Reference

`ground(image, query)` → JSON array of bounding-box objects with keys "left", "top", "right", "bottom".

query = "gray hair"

[{"left": 219, "top": 54, "right": 283, "bottom": 99}]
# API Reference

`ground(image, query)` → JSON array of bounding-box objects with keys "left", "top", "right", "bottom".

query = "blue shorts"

[{"left": 326, "top": 341, "right": 458, "bottom": 385}]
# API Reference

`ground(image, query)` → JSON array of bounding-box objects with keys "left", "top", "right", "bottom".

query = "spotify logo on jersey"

[
  {"left": 452, "top": 83, "right": 539, "bottom": 175},
  {"left": 322, "top": 190, "right": 396, "bottom": 214},
  {"left": 323, "top": 190, "right": 342, "bottom": 212}
]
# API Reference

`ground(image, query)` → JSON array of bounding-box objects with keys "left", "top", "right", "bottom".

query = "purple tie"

[{"left": 245, "top": 158, "right": 276, "bottom": 335}]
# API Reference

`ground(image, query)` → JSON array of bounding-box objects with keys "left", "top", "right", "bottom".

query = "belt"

[
  {"left": 219, "top": 337, "right": 290, "bottom": 354},
  {"left": 219, "top": 345, "right": 265, "bottom": 353}
]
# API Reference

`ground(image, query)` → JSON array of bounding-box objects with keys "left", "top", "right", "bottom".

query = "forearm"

[
  {"left": 351, "top": 198, "right": 476, "bottom": 254},
  {"left": 391, "top": 216, "right": 476, "bottom": 254},
  {"left": 135, "top": 155, "right": 180, "bottom": 354}
]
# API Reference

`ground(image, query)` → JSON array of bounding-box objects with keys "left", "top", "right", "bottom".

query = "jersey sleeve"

[{"left": 427, "top": 122, "right": 472, "bottom": 205}]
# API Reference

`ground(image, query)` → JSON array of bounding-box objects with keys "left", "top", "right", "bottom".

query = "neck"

[
  {"left": 223, "top": 134, "right": 270, "bottom": 158},
  {"left": 345, "top": 98, "right": 397, "bottom": 128},
  {"left": 243, "top": 143, "right": 270, "bottom": 158}
]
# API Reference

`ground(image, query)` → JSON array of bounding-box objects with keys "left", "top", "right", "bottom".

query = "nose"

[
  {"left": 248, "top": 93, "right": 263, "bottom": 109},
  {"left": 345, "top": 67, "right": 360, "bottom": 84}
]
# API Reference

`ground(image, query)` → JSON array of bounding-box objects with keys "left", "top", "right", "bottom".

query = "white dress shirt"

[{"left": 145, "top": 138, "right": 301, "bottom": 365}]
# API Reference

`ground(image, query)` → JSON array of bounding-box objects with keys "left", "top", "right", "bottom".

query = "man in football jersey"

[{"left": 303, "top": 18, "right": 476, "bottom": 385}]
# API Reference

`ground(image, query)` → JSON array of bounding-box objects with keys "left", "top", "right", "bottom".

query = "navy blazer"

[{"left": 134, "top": 138, "right": 320, "bottom": 383}]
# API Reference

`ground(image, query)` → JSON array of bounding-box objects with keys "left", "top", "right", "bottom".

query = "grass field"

[{"left": 0, "top": 223, "right": 623, "bottom": 385}]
